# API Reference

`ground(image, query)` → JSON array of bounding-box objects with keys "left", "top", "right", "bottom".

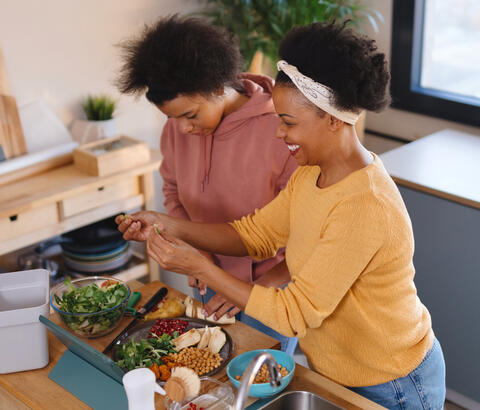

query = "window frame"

[{"left": 390, "top": 0, "right": 480, "bottom": 127}]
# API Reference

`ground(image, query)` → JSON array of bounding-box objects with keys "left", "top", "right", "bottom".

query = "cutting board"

[
  {"left": 0, "top": 94, "right": 27, "bottom": 159},
  {"left": 0, "top": 44, "right": 11, "bottom": 95}
]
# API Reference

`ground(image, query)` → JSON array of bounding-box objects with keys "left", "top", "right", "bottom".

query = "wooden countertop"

[
  {"left": 380, "top": 129, "right": 480, "bottom": 209},
  {"left": 0, "top": 281, "right": 383, "bottom": 409}
]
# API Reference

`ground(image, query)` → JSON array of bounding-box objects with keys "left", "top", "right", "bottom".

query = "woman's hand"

[
  {"left": 147, "top": 227, "right": 211, "bottom": 277},
  {"left": 187, "top": 250, "right": 214, "bottom": 294},
  {"left": 188, "top": 276, "right": 207, "bottom": 294},
  {"left": 115, "top": 211, "right": 158, "bottom": 241},
  {"left": 202, "top": 293, "right": 241, "bottom": 320},
  {"left": 115, "top": 211, "right": 174, "bottom": 242}
]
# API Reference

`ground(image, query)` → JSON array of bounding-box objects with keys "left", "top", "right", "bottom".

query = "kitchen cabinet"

[
  {"left": 0, "top": 149, "right": 163, "bottom": 282},
  {"left": 381, "top": 129, "right": 480, "bottom": 408}
]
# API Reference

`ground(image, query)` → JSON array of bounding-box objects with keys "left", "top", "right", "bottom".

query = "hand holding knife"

[{"left": 102, "top": 286, "right": 168, "bottom": 354}]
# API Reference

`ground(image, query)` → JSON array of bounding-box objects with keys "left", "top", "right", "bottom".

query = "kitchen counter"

[{"left": 0, "top": 280, "right": 383, "bottom": 409}]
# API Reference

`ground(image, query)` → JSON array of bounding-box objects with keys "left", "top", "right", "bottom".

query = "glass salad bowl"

[{"left": 50, "top": 276, "right": 131, "bottom": 338}]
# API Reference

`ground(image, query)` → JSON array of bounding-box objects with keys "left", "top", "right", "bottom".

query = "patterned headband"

[{"left": 277, "top": 60, "right": 359, "bottom": 125}]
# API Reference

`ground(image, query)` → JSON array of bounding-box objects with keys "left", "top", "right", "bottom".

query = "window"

[{"left": 391, "top": 0, "right": 480, "bottom": 127}]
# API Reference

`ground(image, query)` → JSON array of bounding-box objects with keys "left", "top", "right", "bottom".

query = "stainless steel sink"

[{"left": 256, "top": 390, "right": 343, "bottom": 410}]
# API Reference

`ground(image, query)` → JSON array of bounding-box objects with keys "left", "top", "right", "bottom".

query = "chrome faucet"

[{"left": 232, "top": 352, "right": 282, "bottom": 410}]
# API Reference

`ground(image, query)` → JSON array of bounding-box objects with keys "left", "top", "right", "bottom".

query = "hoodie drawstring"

[{"left": 201, "top": 133, "right": 213, "bottom": 192}]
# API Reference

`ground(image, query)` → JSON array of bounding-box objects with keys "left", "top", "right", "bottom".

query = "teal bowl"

[{"left": 227, "top": 349, "right": 295, "bottom": 398}]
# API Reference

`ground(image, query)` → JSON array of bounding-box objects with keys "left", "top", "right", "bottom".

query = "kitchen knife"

[{"left": 102, "top": 286, "right": 168, "bottom": 354}]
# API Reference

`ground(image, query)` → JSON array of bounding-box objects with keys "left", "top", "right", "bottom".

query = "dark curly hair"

[
  {"left": 276, "top": 21, "right": 390, "bottom": 113},
  {"left": 116, "top": 15, "right": 243, "bottom": 105}
]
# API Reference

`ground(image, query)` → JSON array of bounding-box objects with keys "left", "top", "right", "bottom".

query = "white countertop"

[{"left": 380, "top": 129, "right": 480, "bottom": 209}]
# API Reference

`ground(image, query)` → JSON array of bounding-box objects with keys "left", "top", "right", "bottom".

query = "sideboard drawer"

[
  {"left": 0, "top": 204, "right": 59, "bottom": 242},
  {"left": 60, "top": 177, "right": 140, "bottom": 218}
]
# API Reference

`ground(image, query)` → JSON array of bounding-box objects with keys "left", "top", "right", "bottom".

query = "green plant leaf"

[
  {"left": 193, "top": 0, "right": 382, "bottom": 71},
  {"left": 82, "top": 94, "right": 116, "bottom": 121}
]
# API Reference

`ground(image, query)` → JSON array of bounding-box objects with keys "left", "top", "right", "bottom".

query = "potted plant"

[
  {"left": 195, "top": 0, "right": 383, "bottom": 140},
  {"left": 71, "top": 94, "right": 117, "bottom": 144},
  {"left": 196, "top": 0, "right": 382, "bottom": 72}
]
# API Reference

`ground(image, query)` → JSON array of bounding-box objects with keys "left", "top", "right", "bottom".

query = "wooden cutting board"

[
  {"left": 0, "top": 94, "right": 27, "bottom": 159},
  {"left": 0, "top": 44, "right": 11, "bottom": 95}
]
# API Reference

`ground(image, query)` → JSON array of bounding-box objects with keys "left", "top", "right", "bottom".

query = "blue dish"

[{"left": 227, "top": 349, "right": 295, "bottom": 398}]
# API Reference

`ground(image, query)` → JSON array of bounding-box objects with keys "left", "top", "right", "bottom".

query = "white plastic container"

[{"left": 0, "top": 269, "right": 50, "bottom": 373}]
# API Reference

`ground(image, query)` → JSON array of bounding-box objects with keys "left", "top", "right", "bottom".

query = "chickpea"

[
  {"left": 166, "top": 347, "right": 223, "bottom": 376},
  {"left": 236, "top": 363, "right": 290, "bottom": 384}
]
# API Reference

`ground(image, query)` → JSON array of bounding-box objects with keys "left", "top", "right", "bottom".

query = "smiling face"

[
  {"left": 157, "top": 92, "right": 225, "bottom": 136},
  {"left": 272, "top": 84, "right": 336, "bottom": 167}
]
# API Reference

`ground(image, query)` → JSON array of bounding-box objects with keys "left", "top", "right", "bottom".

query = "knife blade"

[
  {"left": 102, "top": 286, "right": 168, "bottom": 354},
  {"left": 197, "top": 278, "right": 205, "bottom": 312}
]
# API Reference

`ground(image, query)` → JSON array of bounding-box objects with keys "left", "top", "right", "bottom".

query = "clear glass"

[
  {"left": 50, "top": 276, "right": 130, "bottom": 338},
  {"left": 420, "top": 0, "right": 480, "bottom": 100},
  {"left": 165, "top": 377, "right": 234, "bottom": 410}
]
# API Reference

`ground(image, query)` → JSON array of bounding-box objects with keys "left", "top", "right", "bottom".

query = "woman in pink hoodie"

[{"left": 117, "top": 16, "right": 297, "bottom": 352}]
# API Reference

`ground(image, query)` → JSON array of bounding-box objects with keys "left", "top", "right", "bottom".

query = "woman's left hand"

[
  {"left": 203, "top": 293, "right": 241, "bottom": 320},
  {"left": 147, "top": 228, "right": 210, "bottom": 277}
]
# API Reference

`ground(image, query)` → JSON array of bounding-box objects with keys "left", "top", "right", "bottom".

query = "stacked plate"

[
  {"left": 63, "top": 241, "right": 132, "bottom": 275},
  {"left": 35, "top": 217, "right": 133, "bottom": 277}
]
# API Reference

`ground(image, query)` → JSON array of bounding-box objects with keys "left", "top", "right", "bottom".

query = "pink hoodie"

[{"left": 159, "top": 74, "right": 297, "bottom": 282}]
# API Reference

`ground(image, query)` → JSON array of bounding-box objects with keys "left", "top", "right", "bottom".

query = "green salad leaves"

[
  {"left": 54, "top": 278, "right": 129, "bottom": 336},
  {"left": 115, "top": 332, "right": 179, "bottom": 371}
]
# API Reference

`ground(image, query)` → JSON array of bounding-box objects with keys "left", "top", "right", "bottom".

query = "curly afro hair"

[
  {"left": 116, "top": 15, "right": 243, "bottom": 105},
  {"left": 276, "top": 21, "right": 390, "bottom": 113}
]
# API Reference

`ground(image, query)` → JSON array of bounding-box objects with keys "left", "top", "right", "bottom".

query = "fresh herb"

[
  {"left": 115, "top": 332, "right": 179, "bottom": 371},
  {"left": 54, "top": 277, "right": 129, "bottom": 336}
]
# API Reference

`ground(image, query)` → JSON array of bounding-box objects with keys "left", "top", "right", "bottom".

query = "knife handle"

[
  {"left": 127, "top": 291, "right": 141, "bottom": 309},
  {"left": 137, "top": 287, "right": 168, "bottom": 316}
]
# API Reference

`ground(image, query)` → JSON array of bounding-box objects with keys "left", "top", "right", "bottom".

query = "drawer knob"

[
  {"left": 97, "top": 186, "right": 105, "bottom": 191},
  {"left": 9, "top": 215, "right": 18, "bottom": 222}
]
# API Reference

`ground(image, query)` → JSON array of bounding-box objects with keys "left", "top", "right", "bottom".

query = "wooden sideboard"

[{"left": 0, "top": 149, "right": 162, "bottom": 282}]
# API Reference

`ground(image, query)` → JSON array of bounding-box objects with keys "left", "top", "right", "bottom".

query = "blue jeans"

[
  {"left": 193, "top": 287, "right": 298, "bottom": 355},
  {"left": 348, "top": 338, "right": 446, "bottom": 409}
]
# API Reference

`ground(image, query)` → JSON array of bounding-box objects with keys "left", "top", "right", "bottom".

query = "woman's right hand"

[
  {"left": 188, "top": 276, "right": 207, "bottom": 294},
  {"left": 187, "top": 250, "right": 213, "bottom": 293},
  {"left": 115, "top": 211, "right": 164, "bottom": 242}
]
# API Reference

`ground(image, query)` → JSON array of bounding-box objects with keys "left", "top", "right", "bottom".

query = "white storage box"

[{"left": 0, "top": 269, "right": 50, "bottom": 373}]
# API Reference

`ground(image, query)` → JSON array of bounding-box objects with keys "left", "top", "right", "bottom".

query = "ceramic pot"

[{"left": 70, "top": 118, "right": 117, "bottom": 144}]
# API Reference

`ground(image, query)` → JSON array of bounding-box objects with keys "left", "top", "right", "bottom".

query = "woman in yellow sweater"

[{"left": 118, "top": 22, "right": 446, "bottom": 408}]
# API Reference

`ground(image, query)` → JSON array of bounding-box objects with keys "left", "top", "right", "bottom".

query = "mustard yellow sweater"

[{"left": 231, "top": 155, "right": 433, "bottom": 386}]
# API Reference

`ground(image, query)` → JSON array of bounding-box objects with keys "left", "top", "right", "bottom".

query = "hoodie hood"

[
  {"left": 213, "top": 73, "right": 276, "bottom": 140},
  {"left": 201, "top": 74, "right": 277, "bottom": 191}
]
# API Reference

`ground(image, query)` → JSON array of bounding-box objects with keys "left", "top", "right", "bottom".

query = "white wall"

[
  {"left": 0, "top": 0, "right": 199, "bottom": 150},
  {"left": 0, "top": 0, "right": 200, "bottom": 291},
  {"left": 364, "top": 0, "right": 480, "bottom": 140}
]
